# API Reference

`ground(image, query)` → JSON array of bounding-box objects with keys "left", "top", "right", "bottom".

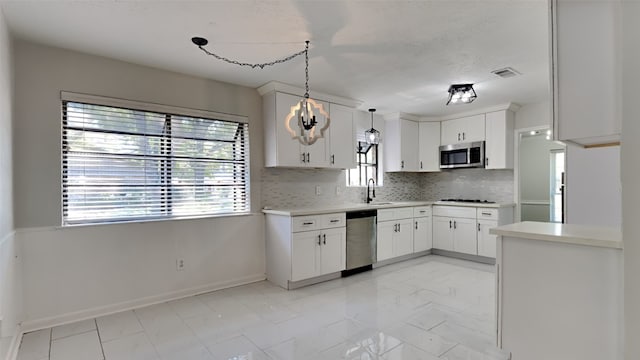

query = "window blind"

[{"left": 62, "top": 100, "right": 250, "bottom": 225}]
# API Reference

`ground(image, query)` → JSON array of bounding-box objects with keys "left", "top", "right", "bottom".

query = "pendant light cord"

[{"left": 304, "top": 40, "right": 310, "bottom": 99}]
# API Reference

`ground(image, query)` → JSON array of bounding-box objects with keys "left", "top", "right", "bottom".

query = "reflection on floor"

[{"left": 16, "top": 255, "right": 510, "bottom": 360}]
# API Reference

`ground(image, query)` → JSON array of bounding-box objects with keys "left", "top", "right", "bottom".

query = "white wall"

[
  {"left": 0, "top": 2, "right": 22, "bottom": 350},
  {"left": 622, "top": 2, "right": 640, "bottom": 359},
  {"left": 565, "top": 145, "right": 621, "bottom": 227},
  {"left": 13, "top": 40, "right": 266, "bottom": 328},
  {"left": 514, "top": 101, "right": 550, "bottom": 130}
]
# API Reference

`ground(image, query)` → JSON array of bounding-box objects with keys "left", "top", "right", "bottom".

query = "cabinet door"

[
  {"left": 418, "top": 122, "right": 441, "bottom": 172},
  {"left": 461, "top": 114, "right": 486, "bottom": 143},
  {"left": 328, "top": 103, "right": 356, "bottom": 169},
  {"left": 485, "top": 110, "right": 514, "bottom": 169},
  {"left": 414, "top": 216, "right": 432, "bottom": 252},
  {"left": 394, "top": 219, "right": 414, "bottom": 257},
  {"left": 432, "top": 216, "right": 453, "bottom": 251},
  {"left": 400, "top": 120, "right": 419, "bottom": 171},
  {"left": 452, "top": 217, "right": 478, "bottom": 255},
  {"left": 291, "top": 231, "right": 320, "bottom": 281},
  {"left": 441, "top": 120, "right": 460, "bottom": 145},
  {"left": 275, "top": 92, "right": 304, "bottom": 167},
  {"left": 477, "top": 220, "right": 498, "bottom": 258},
  {"left": 319, "top": 227, "right": 346, "bottom": 275},
  {"left": 377, "top": 221, "right": 395, "bottom": 261}
]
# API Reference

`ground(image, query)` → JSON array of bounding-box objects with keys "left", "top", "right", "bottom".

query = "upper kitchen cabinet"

[
  {"left": 328, "top": 103, "right": 357, "bottom": 169},
  {"left": 418, "top": 122, "right": 441, "bottom": 172},
  {"left": 384, "top": 113, "right": 419, "bottom": 172},
  {"left": 258, "top": 82, "right": 362, "bottom": 168},
  {"left": 440, "top": 114, "right": 485, "bottom": 145},
  {"left": 551, "top": 0, "right": 621, "bottom": 146},
  {"left": 485, "top": 109, "right": 515, "bottom": 169}
]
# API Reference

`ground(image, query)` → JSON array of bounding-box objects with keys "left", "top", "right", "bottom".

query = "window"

[
  {"left": 61, "top": 93, "right": 250, "bottom": 225},
  {"left": 347, "top": 141, "right": 381, "bottom": 187}
]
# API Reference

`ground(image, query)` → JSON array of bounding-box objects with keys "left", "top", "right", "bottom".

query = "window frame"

[
  {"left": 346, "top": 141, "right": 382, "bottom": 187},
  {"left": 60, "top": 91, "right": 250, "bottom": 226}
]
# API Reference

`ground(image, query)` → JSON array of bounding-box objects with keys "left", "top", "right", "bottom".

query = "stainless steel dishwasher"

[{"left": 343, "top": 209, "right": 377, "bottom": 276}]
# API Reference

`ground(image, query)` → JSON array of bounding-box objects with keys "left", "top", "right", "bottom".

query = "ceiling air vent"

[{"left": 491, "top": 67, "right": 521, "bottom": 78}]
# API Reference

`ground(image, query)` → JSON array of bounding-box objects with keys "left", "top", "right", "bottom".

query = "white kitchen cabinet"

[
  {"left": 477, "top": 220, "right": 498, "bottom": 258},
  {"left": 377, "top": 207, "right": 415, "bottom": 261},
  {"left": 414, "top": 216, "right": 433, "bottom": 252},
  {"left": 433, "top": 216, "right": 454, "bottom": 251},
  {"left": 265, "top": 212, "right": 346, "bottom": 289},
  {"left": 485, "top": 110, "right": 514, "bottom": 169},
  {"left": 418, "top": 122, "right": 441, "bottom": 172},
  {"left": 384, "top": 116, "right": 419, "bottom": 172},
  {"left": 551, "top": 0, "right": 621, "bottom": 146},
  {"left": 451, "top": 217, "right": 477, "bottom": 255},
  {"left": 440, "top": 114, "right": 485, "bottom": 145},
  {"left": 433, "top": 206, "right": 478, "bottom": 255},
  {"left": 328, "top": 103, "right": 356, "bottom": 169},
  {"left": 261, "top": 85, "right": 358, "bottom": 168}
]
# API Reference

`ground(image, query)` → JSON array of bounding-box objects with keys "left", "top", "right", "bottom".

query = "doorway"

[{"left": 516, "top": 127, "right": 566, "bottom": 223}]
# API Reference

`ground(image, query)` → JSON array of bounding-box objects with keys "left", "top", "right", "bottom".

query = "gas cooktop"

[{"left": 440, "top": 199, "right": 496, "bottom": 204}]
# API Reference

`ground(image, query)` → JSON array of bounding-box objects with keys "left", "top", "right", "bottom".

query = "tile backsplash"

[{"left": 261, "top": 167, "right": 514, "bottom": 209}]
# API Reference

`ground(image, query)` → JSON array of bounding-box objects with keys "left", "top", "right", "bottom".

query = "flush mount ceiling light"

[
  {"left": 446, "top": 84, "right": 477, "bottom": 105},
  {"left": 192, "top": 37, "right": 328, "bottom": 145},
  {"left": 365, "top": 108, "right": 380, "bottom": 144}
]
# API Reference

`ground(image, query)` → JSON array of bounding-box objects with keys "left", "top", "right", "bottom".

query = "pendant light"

[{"left": 365, "top": 108, "right": 380, "bottom": 144}]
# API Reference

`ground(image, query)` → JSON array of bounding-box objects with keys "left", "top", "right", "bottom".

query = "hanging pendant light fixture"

[
  {"left": 365, "top": 108, "right": 380, "bottom": 144},
  {"left": 284, "top": 41, "right": 330, "bottom": 145},
  {"left": 191, "top": 37, "right": 328, "bottom": 145}
]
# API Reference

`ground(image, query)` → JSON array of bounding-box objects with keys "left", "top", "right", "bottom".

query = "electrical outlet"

[
  {"left": 335, "top": 186, "right": 341, "bottom": 195},
  {"left": 316, "top": 185, "right": 322, "bottom": 196},
  {"left": 176, "top": 258, "right": 185, "bottom": 271}
]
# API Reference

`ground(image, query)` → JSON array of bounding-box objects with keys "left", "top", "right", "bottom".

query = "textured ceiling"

[{"left": 0, "top": 0, "right": 550, "bottom": 116}]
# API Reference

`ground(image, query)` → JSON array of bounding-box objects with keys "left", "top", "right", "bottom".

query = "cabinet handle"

[
  {"left": 482, "top": 212, "right": 492, "bottom": 216},
  {"left": 454, "top": 221, "right": 457, "bottom": 229},
  {"left": 478, "top": 223, "right": 481, "bottom": 231},
  {"left": 306, "top": 152, "right": 310, "bottom": 163},
  {"left": 301, "top": 153, "right": 306, "bottom": 163},
  {"left": 420, "top": 161, "right": 423, "bottom": 169},
  {"left": 419, "top": 210, "right": 426, "bottom": 214},
  {"left": 323, "top": 234, "right": 326, "bottom": 245},
  {"left": 317, "top": 234, "right": 321, "bottom": 246},
  {"left": 415, "top": 221, "right": 418, "bottom": 230},
  {"left": 330, "top": 219, "right": 340, "bottom": 223},
  {"left": 486, "top": 157, "right": 489, "bottom": 166},
  {"left": 331, "top": 154, "right": 335, "bottom": 164},
  {"left": 303, "top": 221, "right": 314, "bottom": 225},
  {"left": 401, "top": 160, "right": 404, "bottom": 169},
  {"left": 458, "top": 133, "right": 461, "bottom": 141},
  {"left": 463, "top": 132, "right": 465, "bottom": 140},
  {"left": 398, "top": 223, "right": 401, "bottom": 232},
  {"left": 449, "top": 220, "right": 452, "bottom": 229}
]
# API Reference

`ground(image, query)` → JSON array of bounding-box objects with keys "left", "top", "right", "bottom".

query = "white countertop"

[
  {"left": 262, "top": 200, "right": 514, "bottom": 216},
  {"left": 490, "top": 221, "right": 622, "bottom": 249}
]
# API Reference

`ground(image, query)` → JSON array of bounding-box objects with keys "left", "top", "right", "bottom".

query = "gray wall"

[
  {"left": 515, "top": 101, "right": 550, "bottom": 130},
  {"left": 13, "top": 40, "right": 264, "bottom": 228}
]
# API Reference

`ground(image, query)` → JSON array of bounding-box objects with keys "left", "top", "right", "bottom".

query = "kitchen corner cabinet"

[
  {"left": 413, "top": 206, "right": 433, "bottom": 252},
  {"left": 485, "top": 110, "right": 514, "bottom": 169},
  {"left": 551, "top": 0, "right": 621, "bottom": 146},
  {"left": 433, "top": 209, "right": 477, "bottom": 255},
  {"left": 377, "top": 207, "right": 414, "bottom": 261},
  {"left": 440, "top": 114, "right": 485, "bottom": 145},
  {"left": 418, "top": 122, "right": 441, "bottom": 172},
  {"left": 262, "top": 91, "right": 355, "bottom": 168},
  {"left": 265, "top": 212, "right": 346, "bottom": 289},
  {"left": 384, "top": 117, "right": 419, "bottom": 172}
]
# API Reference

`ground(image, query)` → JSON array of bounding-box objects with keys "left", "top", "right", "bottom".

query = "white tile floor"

[{"left": 16, "top": 255, "right": 510, "bottom": 360}]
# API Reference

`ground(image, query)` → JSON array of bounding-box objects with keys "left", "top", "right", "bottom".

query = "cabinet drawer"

[
  {"left": 413, "top": 206, "right": 432, "bottom": 218},
  {"left": 292, "top": 216, "right": 320, "bottom": 232},
  {"left": 432, "top": 206, "right": 476, "bottom": 219},
  {"left": 377, "top": 207, "right": 414, "bottom": 222},
  {"left": 476, "top": 208, "right": 498, "bottom": 220},
  {"left": 320, "top": 213, "right": 346, "bottom": 229}
]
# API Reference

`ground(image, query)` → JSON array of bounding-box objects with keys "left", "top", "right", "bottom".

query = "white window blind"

[{"left": 62, "top": 99, "right": 250, "bottom": 225}]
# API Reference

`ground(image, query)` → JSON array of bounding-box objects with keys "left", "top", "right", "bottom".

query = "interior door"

[
  {"left": 452, "top": 217, "right": 477, "bottom": 255},
  {"left": 432, "top": 216, "right": 453, "bottom": 251}
]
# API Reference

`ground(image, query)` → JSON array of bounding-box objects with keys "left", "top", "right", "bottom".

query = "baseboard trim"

[
  {"left": 4, "top": 324, "right": 22, "bottom": 360},
  {"left": 431, "top": 249, "right": 496, "bottom": 265},
  {"left": 21, "top": 273, "right": 266, "bottom": 333},
  {"left": 373, "top": 250, "right": 431, "bottom": 268}
]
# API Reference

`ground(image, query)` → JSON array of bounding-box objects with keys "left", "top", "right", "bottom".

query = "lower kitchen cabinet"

[
  {"left": 477, "top": 219, "right": 498, "bottom": 258},
  {"left": 291, "top": 227, "right": 345, "bottom": 281},
  {"left": 433, "top": 216, "right": 454, "bottom": 251},
  {"left": 377, "top": 217, "right": 413, "bottom": 262},
  {"left": 414, "top": 216, "right": 433, "bottom": 252},
  {"left": 451, "top": 217, "right": 477, "bottom": 255}
]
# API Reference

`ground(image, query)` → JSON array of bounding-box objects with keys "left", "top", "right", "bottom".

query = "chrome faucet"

[{"left": 366, "top": 178, "right": 376, "bottom": 204}]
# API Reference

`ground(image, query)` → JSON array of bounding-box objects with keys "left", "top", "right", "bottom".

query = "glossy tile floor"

[{"left": 17, "top": 255, "right": 510, "bottom": 360}]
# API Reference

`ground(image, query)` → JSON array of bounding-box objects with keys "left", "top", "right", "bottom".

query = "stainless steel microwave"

[{"left": 439, "top": 141, "right": 485, "bottom": 169}]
